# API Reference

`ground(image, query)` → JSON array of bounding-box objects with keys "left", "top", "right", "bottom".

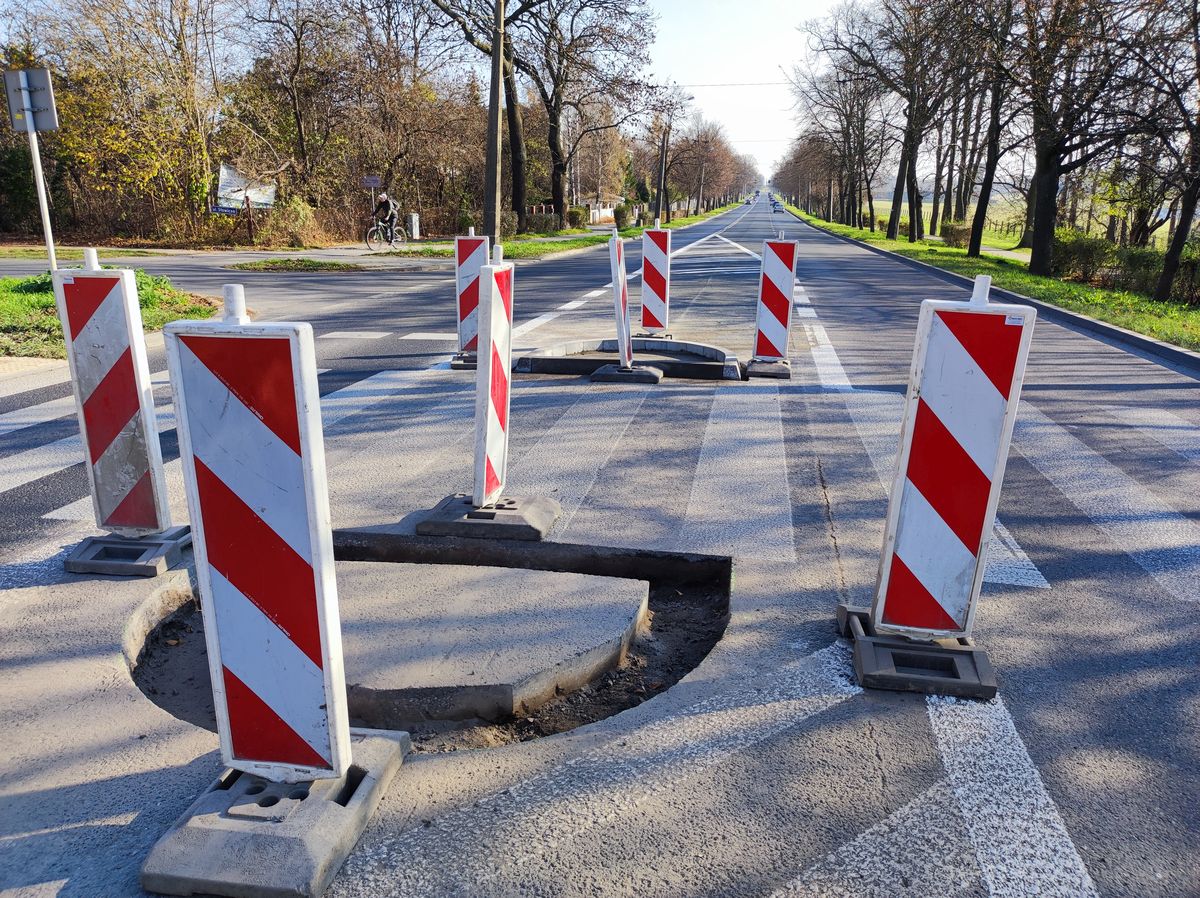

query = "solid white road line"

[
  {"left": 716, "top": 233, "right": 762, "bottom": 259},
  {"left": 398, "top": 332, "right": 457, "bottom": 341},
  {"left": 319, "top": 330, "right": 390, "bottom": 340}
]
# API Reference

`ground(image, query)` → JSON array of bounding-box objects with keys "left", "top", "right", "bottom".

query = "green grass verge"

[
  {"left": 0, "top": 269, "right": 217, "bottom": 358},
  {"left": 378, "top": 246, "right": 455, "bottom": 258},
  {"left": 228, "top": 258, "right": 364, "bottom": 272},
  {"left": 787, "top": 205, "right": 1200, "bottom": 353},
  {"left": 0, "top": 246, "right": 161, "bottom": 260}
]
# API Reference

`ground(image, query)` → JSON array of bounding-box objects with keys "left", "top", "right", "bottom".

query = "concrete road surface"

[{"left": 0, "top": 196, "right": 1197, "bottom": 897}]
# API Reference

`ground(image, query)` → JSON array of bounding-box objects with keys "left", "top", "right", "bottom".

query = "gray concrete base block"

[
  {"left": 413, "top": 493, "right": 562, "bottom": 541},
  {"left": 838, "top": 604, "right": 997, "bottom": 701},
  {"left": 65, "top": 525, "right": 192, "bottom": 577},
  {"left": 591, "top": 363, "right": 664, "bottom": 384},
  {"left": 449, "top": 350, "right": 477, "bottom": 370},
  {"left": 747, "top": 358, "right": 792, "bottom": 379},
  {"left": 140, "top": 728, "right": 410, "bottom": 898}
]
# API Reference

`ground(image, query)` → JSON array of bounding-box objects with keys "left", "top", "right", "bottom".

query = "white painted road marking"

[
  {"left": 343, "top": 644, "right": 862, "bottom": 897},
  {"left": 1016, "top": 402, "right": 1200, "bottom": 602},
  {"left": 928, "top": 696, "right": 1099, "bottom": 898},
  {"left": 398, "top": 332, "right": 457, "bottom": 341},
  {"left": 679, "top": 383, "right": 796, "bottom": 561},
  {"left": 1103, "top": 404, "right": 1200, "bottom": 463},
  {"left": 319, "top": 331, "right": 390, "bottom": 340}
]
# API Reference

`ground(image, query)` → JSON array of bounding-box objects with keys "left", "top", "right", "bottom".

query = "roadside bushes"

[
  {"left": 255, "top": 196, "right": 325, "bottom": 248},
  {"left": 1051, "top": 229, "right": 1113, "bottom": 282},
  {"left": 613, "top": 203, "right": 631, "bottom": 229},
  {"left": 940, "top": 222, "right": 970, "bottom": 248},
  {"left": 524, "top": 212, "right": 559, "bottom": 233},
  {"left": 567, "top": 206, "right": 588, "bottom": 228}
]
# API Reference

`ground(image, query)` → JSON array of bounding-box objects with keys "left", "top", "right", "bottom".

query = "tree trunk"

[
  {"left": 968, "top": 80, "right": 1004, "bottom": 258},
  {"left": 887, "top": 133, "right": 910, "bottom": 239},
  {"left": 953, "top": 92, "right": 974, "bottom": 220},
  {"left": 930, "top": 123, "right": 946, "bottom": 237},
  {"left": 906, "top": 146, "right": 923, "bottom": 242},
  {"left": 548, "top": 108, "right": 569, "bottom": 229},
  {"left": 863, "top": 161, "right": 876, "bottom": 231},
  {"left": 1155, "top": 175, "right": 1198, "bottom": 301},
  {"left": 1028, "top": 142, "right": 1061, "bottom": 276},
  {"left": 502, "top": 38, "right": 527, "bottom": 233}
]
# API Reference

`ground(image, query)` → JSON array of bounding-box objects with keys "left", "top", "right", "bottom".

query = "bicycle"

[{"left": 365, "top": 218, "right": 407, "bottom": 250}]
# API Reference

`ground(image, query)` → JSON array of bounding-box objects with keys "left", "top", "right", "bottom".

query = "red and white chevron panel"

[
  {"left": 609, "top": 234, "right": 634, "bottom": 368},
  {"left": 873, "top": 292, "right": 1037, "bottom": 639},
  {"left": 52, "top": 269, "right": 170, "bottom": 536},
  {"left": 753, "top": 240, "right": 798, "bottom": 360},
  {"left": 640, "top": 228, "right": 671, "bottom": 333},
  {"left": 166, "top": 317, "right": 350, "bottom": 783},
  {"left": 473, "top": 261, "right": 515, "bottom": 507},
  {"left": 455, "top": 235, "right": 490, "bottom": 354}
]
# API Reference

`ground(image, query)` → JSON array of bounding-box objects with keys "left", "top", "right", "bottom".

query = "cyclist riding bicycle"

[{"left": 373, "top": 192, "right": 399, "bottom": 242}]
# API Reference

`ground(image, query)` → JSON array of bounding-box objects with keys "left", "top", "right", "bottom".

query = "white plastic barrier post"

[
  {"left": 608, "top": 230, "right": 634, "bottom": 368},
  {"left": 873, "top": 275, "right": 1036, "bottom": 639},
  {"left": 473, "top": 246, "right": 515, "bottom": 507},
  {"left": 166, "top": 285, "right": 350, "bottom": 783},
  {"left": 753, "top": 239, "right": 798, "bottom": 361},
  {"left": 640, "top": 223, "right": 671, "bottom": 334},
  {"left": 52, "top": 250, "right": 171, "bottom": 535},
  {"left": 454, "top": 234, "right": 490, "bottom": 356}
]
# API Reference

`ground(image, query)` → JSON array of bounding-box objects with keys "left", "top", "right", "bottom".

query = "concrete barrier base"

[
  {"left": 65, "top": 525, "right": 192, "bottom": 577},
  {"left": 590, "top": 363, "right": 664, "bottom": 384},
  {"left": 140, "top": 728, "right": 409, "bottom": 898},
  {"left": 413, "top": 493, "right": 562, "bottom": 541},
  {"left": 837, "top": 604, "right": 997, "bottom": 701},
  {"left": 747, "top": 358, "right": 792, "bottom": 379}
]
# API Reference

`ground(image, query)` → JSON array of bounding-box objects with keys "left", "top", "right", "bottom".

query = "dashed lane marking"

[{"left": 319, "top": 330, "right": 391, "bottom": 340}]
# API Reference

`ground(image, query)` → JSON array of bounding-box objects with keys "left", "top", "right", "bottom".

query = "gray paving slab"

[{"left": 335, "top": 560, "right": 648, "bottom": 722}]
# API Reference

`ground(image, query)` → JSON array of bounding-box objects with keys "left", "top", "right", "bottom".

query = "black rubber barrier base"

[
  {"left": 837, "top": 604, "right": 998, "bottom": 701},
  {"left": 412, "top": 493, "right": 562, "bottom": 541},
  {"left": 65, "top": 525, "right": 192, "bottom": 577}
]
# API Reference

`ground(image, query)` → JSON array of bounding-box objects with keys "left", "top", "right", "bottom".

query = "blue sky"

[{"left": 646, "top": 0, "right": 839, "bottom": 176}]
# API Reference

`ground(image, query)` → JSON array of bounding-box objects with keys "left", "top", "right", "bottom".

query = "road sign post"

[{"left": 5, "top": 68, "right": 59, "bottom": 271}]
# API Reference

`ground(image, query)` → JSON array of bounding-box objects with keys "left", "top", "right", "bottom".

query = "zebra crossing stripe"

[
  {"left": 51, "top": 267, "right": 170, "bottom": 535},
  {"left": 875, "top": 279, "right": 1036, "bottom": 638},
  {"left": 473, "top": 261, "right": 515, "bottom": 506},
  {"left": 455, "top": 235, "right": 490, "bottom": 354},
  {"left": 754, "top": 240, "right": 798, "bottom": 360},
  {"left": 640, "top": 229, "right": 671, "bottom": 333},
  {"left": 166, "top": 303, "right": 349, "bottom": 783}
]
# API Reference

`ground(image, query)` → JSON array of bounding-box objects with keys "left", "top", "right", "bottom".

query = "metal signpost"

[{"left": 4, "top": 68, "right": 59, "bottom": 271}]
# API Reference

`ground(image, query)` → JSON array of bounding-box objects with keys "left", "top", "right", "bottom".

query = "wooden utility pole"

[{"left": 482, "top": 0, "right": 505, "bottom": 244}]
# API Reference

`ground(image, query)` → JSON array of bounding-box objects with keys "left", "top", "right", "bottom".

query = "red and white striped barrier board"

[
  {"left": 608, "top": 233, "right": 634, "bottom": 368},
  {"left": 473, "top": 257, "right": 515, "bottom": 507},
  {"left": 455, "top": 235, "right": 490, "bottom": 354},
  {"left": 166, "top": 289, "right": 350, "bottom": 782},
  {"left": 52, "top": 265, "right": 170, "bottom": 535},
  {"left": 640, "top": 228, "right": 671, "bottom": 333},
  {"left": 873, "top": 277, "right": 1036, "bottom": 639},
  {"left": 753, "top": 240, "right": 798, "bottom": 360}
]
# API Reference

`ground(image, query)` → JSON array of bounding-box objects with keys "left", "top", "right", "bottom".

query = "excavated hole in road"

[{"left": 133, "top": 534, "right": 731, "bottom": 754}]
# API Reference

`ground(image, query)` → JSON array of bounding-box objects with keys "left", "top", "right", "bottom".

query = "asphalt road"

[{"left": 0, "top": 196, "right": 1197, "bottom": 897}]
